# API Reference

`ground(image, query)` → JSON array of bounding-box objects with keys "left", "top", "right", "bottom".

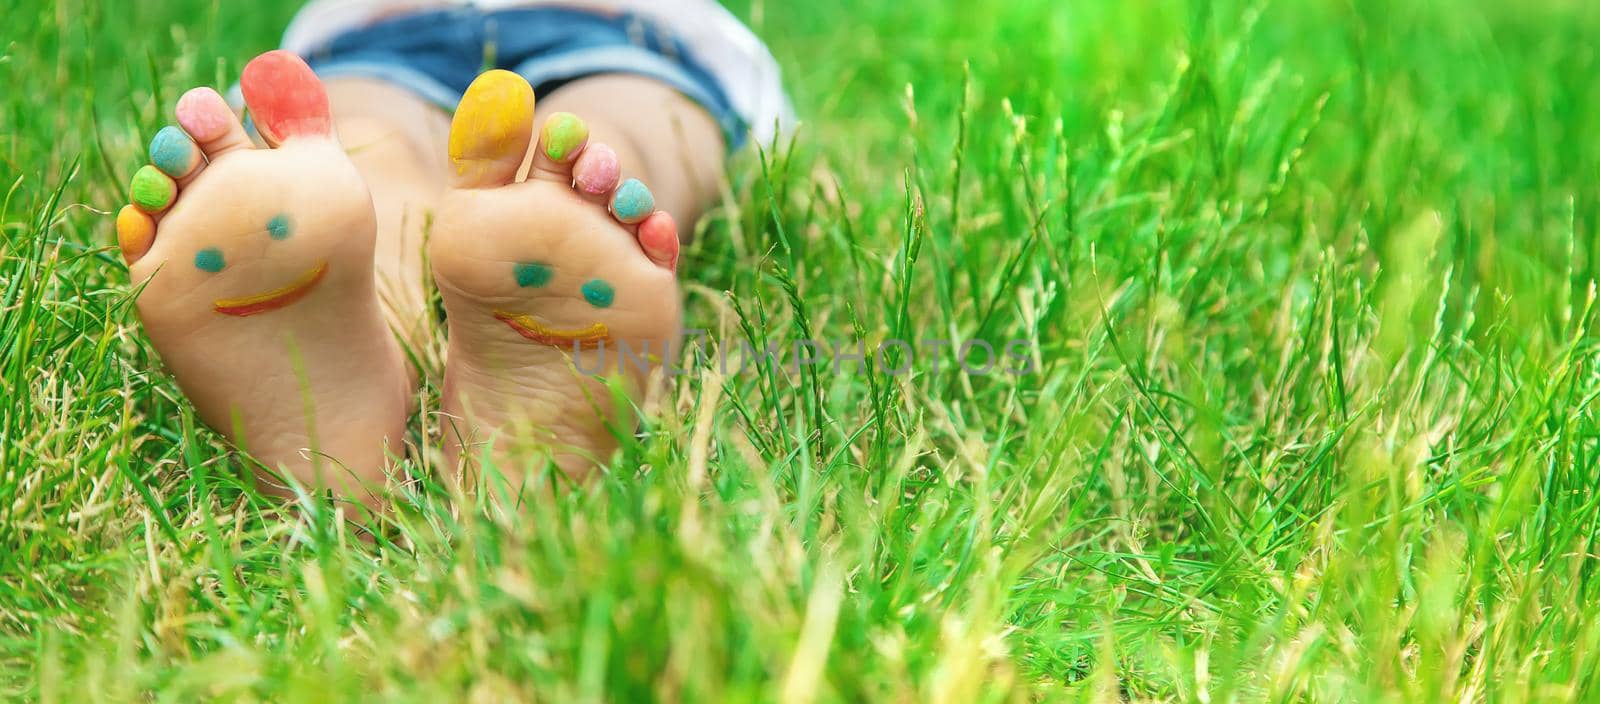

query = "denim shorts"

[{"left": 287, "top": 6, "right": 750, "bottom": 150}]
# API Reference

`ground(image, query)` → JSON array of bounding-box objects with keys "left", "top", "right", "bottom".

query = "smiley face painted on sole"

[
  {"left": 430, "top": 169, "right": 680, "bottom": 368},
  {"left": 491, "top": 260, "right": 622, "bottom": 348},
  {"left": 126, "top": 132, "right": 378, "bottom": 332},
  {"left": 177, "top": 213, "right": 330, "bottom": 317}
]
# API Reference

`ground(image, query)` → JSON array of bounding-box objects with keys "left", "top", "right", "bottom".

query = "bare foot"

[
  {"left": 116, "top": 51, "right": 409, "bottom": 507},
  {"left": 430, "top": 70, "right": 683, "bottom": 482}
]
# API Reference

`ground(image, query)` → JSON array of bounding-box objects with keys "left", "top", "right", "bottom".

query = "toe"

[
  {"left": 637, "top": 211, "right": 680, "bottom": 271},
  {"left": 129, "top": 165, "right": 177, "bottom": 214},
  {"left": 449, "top": 70, "right": 536, "bottom": 188},
  {"left": 115, "top": 205, "right": 156, "bottom": 264},
  {"left": 572, "top": 142, "right": 621, "bottom": 198},
  {"left": 610, "top": 178, "right": 656, "bottom": 225},
  {"left": 527, "top": 112, "right": 590, "bottom": 182},
  {"left": 240, "top": 50, "right": 333, "bottom": 145},
  {"left": 176, "top": 87, "right": 252, "bottom": 157},
  {"left": 149, "top": 125, "right": 204, "bottom": 182}
]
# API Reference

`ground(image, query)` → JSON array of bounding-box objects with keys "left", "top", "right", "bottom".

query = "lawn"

[{"left": 5, "top": 0, "right": 1600, "bottom": 700}]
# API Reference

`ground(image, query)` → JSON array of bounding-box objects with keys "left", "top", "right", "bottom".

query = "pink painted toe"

[
  {"left": 637, "top": 211, "right": 680, "bottom": 271},
  {"left": 176, "top": 88, "right": 235, "bottom": 143},
  {"left": 572, "top": 143, "right": 621, "bottom": 195}
]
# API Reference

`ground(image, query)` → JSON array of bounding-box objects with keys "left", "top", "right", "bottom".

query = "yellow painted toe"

[
  {"left": 448, "top": 70, "right": 536, "bottom": 187},
  {"left": 116, "top": 205, "right": 156, "bottom": 264}
]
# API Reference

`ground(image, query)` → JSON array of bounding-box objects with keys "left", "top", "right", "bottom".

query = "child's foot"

[
  {"left": 116, "top": 51, "right": 410, "bottom": 507},
  {"left": 430, "top": 70, "right": 683, "bottom": 480}
]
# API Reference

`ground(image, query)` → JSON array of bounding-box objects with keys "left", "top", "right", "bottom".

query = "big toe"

[
  {"left": 240, "top": 50, "right": 333, "bottom": 146},
  {"left": 449, "top": 70, "right": 537, "bottom": 188}
]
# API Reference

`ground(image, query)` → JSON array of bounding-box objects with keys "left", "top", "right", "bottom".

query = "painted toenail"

[
  {"left": 149, "top": 126, "right": 198, "bottom": 177},
  {"left": 130, "top": 166, "right": 176, "bottom": 212},
  {"left": 267, "top": 214, "right": 292, "bottom": 240},
  {"left": 581, "top": 279, "right": 614, "bottom": 308},
  {"left": 448, "top": 69, "right": 536, "bottom": 181},
  {"left": 611, "top": 179, "right": 654, "bottom": 223},
  {"left": 240, "top": 51, "right": 333, "bottom": 143},
  {"left": 194, "top": 247, "right": 226, "bottom": 273},
  {"left": 175, "top": 87, "right": 233, "bottom": 142},
  {"left": 514, "top": 261, "right": 553, "bottom": 288},
  {"left": 573, "top": 144, "right": 620, "bottom": 194},
  {"left": 541, "top": 113, "right": 589, "bottom": 162},
  {"left": 115, "top": 205, "right": 155, "bottom": 264}
]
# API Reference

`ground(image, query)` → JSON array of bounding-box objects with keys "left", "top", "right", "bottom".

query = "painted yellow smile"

[
  {"left": 213, "top": 262, "right": 329, "bottom": 317},
  {"left": 494, "top": 310, "right": 611, "bottom": 348}
]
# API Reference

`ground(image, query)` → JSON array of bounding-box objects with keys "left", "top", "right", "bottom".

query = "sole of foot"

[
  {"left": 117, "top": 50, "right": 410, "bottom": 509},
  {"left": 429, "top": 70, "right": 683, "bottom": 483}
]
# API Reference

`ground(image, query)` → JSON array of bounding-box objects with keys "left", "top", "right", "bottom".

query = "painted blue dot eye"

[
  {"left": 581, "top": 279, "right": 614, "bottom": 308},
  {"left": 194, "top": 247, "right": 226, "bottom": 273},
  {"left": 267, "top": 214, "right": 292, "bottom": 240},
  {"left": 514, "top": 261, "right": 553, "bottom": 288}
]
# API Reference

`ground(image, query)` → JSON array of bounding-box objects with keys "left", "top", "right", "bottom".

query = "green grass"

[{"left": 5, "top": 0, "right": 1600, "bottom": 700}]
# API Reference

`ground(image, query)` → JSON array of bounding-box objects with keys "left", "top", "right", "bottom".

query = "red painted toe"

[
  {"left": 240, "top": 50, "right": 332, "bottom": 143},
  {"left": 637, "top": 211, "right": 680, "bottom": 271}
]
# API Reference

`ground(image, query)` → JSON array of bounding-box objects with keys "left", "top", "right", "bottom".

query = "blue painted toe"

[
  {"left": 611, "top": 179, "right": 655, "bottom": 223},
  {"left": 149, "top": 126, "right": 197, "bottom": 177}
]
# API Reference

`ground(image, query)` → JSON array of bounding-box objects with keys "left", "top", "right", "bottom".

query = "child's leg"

[
  {"left": 115, "top": 54, "right": 412, "bottom": 510},
  {"left": 323, "top": 77, "right": 451, "bottom": 352},
  {"left": 428, "top": 70, "right": 701, "bottom": 479},
  {"left": 319, "top": 69, "right": 726, "bottom": 479}
]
